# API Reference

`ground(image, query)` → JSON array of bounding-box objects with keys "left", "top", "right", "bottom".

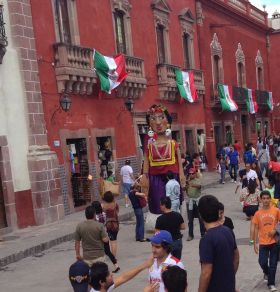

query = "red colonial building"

[{"left": 1, "top": 0, "right": 279, "bottom": 229}]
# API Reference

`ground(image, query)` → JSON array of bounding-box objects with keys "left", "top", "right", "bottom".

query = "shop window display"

[{"left": 67, "top": 138, "right": 90, "bottom": 207}]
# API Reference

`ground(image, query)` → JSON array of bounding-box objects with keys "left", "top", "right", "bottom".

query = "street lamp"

[
  {"left": 124, "top": 97, "right": 134, "bottom": 112},
  {"left": 60, "top": 93, "right": 72, "bottom": 112}
]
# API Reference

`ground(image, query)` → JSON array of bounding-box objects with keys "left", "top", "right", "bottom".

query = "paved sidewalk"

[{"left": 0, "top": 171, "right": 222, "bottom": 268}]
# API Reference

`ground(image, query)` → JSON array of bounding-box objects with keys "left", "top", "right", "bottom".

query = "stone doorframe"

[
  {"left": 224, "top": 120, "right": 234, "bottom": 145},
  {"left": 0, "top": 136, "right": 17, "bottom": 230},
  {"left": 182, "top": 123, "right": 205, "bottom": 154},
  {"left": 90, "top": 127, "right": 117, "bottom": 179},
  {"left": 60, "top": 129, "right": 92, "bottom": 213}
]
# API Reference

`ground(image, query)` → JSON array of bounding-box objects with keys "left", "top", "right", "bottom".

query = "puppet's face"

[
  {"left": 148, "top": 130, "right": 154, "bottom": 138},
  {"left": 149, "top": 112, "right": 168, "bottom": 135}
]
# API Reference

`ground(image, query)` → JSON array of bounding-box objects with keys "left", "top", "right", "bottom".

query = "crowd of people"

[{"left": 68, "top": 134, "right": 280, "bottom": 292}]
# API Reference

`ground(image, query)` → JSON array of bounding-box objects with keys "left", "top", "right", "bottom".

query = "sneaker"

[
  {"left": 187, "top": 236, "right": 194, "bottom": 241},
  {"left": 268, "top": 285, "right": 277, "bottom": 291},
  {"left": 125, "top": 203, "right": 129, "bottom": 208},
  {"left": 222, "top": 181, "right": 225, "bottom": 184},
  {"left": 264, "top": 274, "right": 268, "bottom": 282},
  {"left": 234, "top": 181, "right": 237, "bottom": 183},
  {"left": 231, "top": 179, "right": 234, "bottom": 183}
]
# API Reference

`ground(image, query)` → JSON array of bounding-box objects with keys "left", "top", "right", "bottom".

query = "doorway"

[
  {"left": 185, "top": 130, "right": 195, "bottom": 155},
  {"left": 67, "top": 138, "right": 90, "bottom": 208},
  {"left": 96, "top": 136, "right": 114, "bottom": 179},
  {"left": 225, "top": 125, "right": 233, "bottom": 145},
  {"left": 214, "top": 125, "right": 222, "bottom": 153},
  {"left": 0, "top": 174, "right": 7, "bottom": 228},
  {"left": 241, "top": 115, "right": 248, "bottom": 146}
]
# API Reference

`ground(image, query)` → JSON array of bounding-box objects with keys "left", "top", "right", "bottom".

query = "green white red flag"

[
  {"left": 245, "top": 88, "right": 258, "bottom": 114},
  {"left": 94, "top": 50, "right": 127, "bottom": 93},
  {"left": 218, "top": 84, "right": 238, "bottom": 111},
  {"left": 175, "top": 69, "right": 198, "bottom": 103},
  {"left": 267, "top": 91, "right": 274, "bottom": 111}
]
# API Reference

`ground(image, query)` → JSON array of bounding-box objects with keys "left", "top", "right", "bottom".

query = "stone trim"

[
  {"left": 210, "top": 33, "right": 224, "bottom": 87},
  {"left": 255, "top": 50, "right": 264, "bottom": 90},
  {"left": 0, "top": 136, "right": 17, "bottom": 228},
  {"left": 151, "top": 0, "right": 171, "bottom": 64},
  {"left": 195, "top": 1, "right": 204, "bottom": 26},
  {"left": 111, "top": 0, "right": 133, "bottom": 55},
  {"left": 51, "top": 0, "right": 80, "bottom": 45},
  {"left": 178, "top": 8, "right": 195, "bottom": 69},
  {"left": 235, "top": 43, "right": 246, "bottom": 87}
]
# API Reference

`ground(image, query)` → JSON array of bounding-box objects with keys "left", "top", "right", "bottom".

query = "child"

[
  {"left": 219, "top": 154, "right": 227, "bottom": 184},
  {"left": 91, "top": 201, "right": 120, "bottom": 273}
]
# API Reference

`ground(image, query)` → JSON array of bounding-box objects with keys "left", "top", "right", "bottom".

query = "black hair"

[
  {"left": 91, "top": 201, "right": 103, "bottom": 215},
  {"left": 146, "top": 104, "right": 172, "bottom": 126},
  {"left": 218, "top": 202, "right": 224, "bottom": 211},
  {"left": 161, "top": 242, "right": 172, "bottom": 254},
  {"left": 262, "top": 143, "right": 266, "bottom": 150},
  {"left": 125, "top": 160, "right": 130, "bottom": 165},
  {"left": 260, "top": 190, "right": 271, "bottom": 198},
  {"left": 160, "top": 197, "right": 172, "bottom": 209},
  {"left": 162, "top": 266, "right": 187, "bottom": 292},
  {"left": 107, "top": 171, "right": 113, "bottom": 177},
  {"left": 166, "top": 170, "right": 174, "bottom": 180},
  {"left": 103, "top": 191, "right": 114, "bottom": 203},
  {"left": 192, "top": 152, "right": 199, "bottom": 159},
  {"left": 85, "top": 206, "right": 95, "bottom": 219},
  {"left": 198, "top": 195, "right": 219, "bottom": 223},
  {"left": 247, "top": 179, "right": 257, "bottom": 194},
  {"left": 90, "top": 262, "right": 110, "bottom": 290}
]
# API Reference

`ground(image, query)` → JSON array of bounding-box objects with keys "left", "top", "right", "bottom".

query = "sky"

[{"left": 250, "top": 0, "right": 280, "bottom": 16}]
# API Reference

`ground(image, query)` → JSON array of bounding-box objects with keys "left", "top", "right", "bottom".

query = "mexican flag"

[
  {"left": 218, "top": 84, "right": 238, "bottom": 112},
  {"left": 94, "top": 50, "right": 128, "bottom": 93},
  {"left": 268, "top": 91, "right": 274, "bottom": 111},
  {"left": 175, "top": 69, "right": 197, "bottom": 103},
  {"left": 245, "top": 88, "right": 258, "bottom": 114}
]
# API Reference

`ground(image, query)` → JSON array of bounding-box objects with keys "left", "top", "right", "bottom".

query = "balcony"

[
  {"left": 53, "top": 43, "right": 97, "bottom": 95},
  {"left": 157, "top": 64, "right": 205, "bottom": 102},
  {"left": 116, "top": 55, "right": 147, "bottom": 99},
  {"left": 256, "top": 90, "right": 270, "bottom": 111}
]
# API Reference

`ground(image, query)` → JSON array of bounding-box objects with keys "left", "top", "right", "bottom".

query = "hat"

[
  {"left": 149, "top": 230, "right": 173, "bottom": 244},
  {"left": 189, "top": 168, "right": 196, "bottom": 174},
  {"left": 125, "top": 159, "right": 131, "bottom": 164},
  {"left": 69, "top": 260, "right": 90, "bottom": 292}
]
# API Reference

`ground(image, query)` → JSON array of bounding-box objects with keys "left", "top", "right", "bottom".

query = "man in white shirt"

[
  {"left": 148, "top": 230, "right": 185, "bottom": 292},
  {"left": 89, "top": 257, "right": 153, "bottom": 291},
  {"left": 120, "top": 159, "right": 134, "bottom": 207},
  {"left": 165, "top": 171, "right": 181, "bottom": 213}
]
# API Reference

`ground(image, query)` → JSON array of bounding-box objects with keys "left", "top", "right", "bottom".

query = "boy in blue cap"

[{"left": 148, "top": 230, "right": 185, "bottom": 292}]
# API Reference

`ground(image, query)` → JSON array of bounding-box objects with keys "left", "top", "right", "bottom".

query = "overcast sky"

[{"left": 250, "top": 0, "right": 280, "bottom": 16}]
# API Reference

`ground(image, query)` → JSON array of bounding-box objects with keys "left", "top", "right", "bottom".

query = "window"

[
  {"left": 114, "top": 10, "right": 127, "bottom": 54},
  {"left": 213, "top": 55, "right": 220, "bottom": 86},
  {"left": 156, "top": 25, "right": 165, "bottom": 63},
  {"left": 55, "top": 0, "right": 71, "bottom": 44},
  {"left": 237, "top": 62, "right": 245, "bottom": 87},
  {"left": 257, "top": 67, "right": 264, "bottom": 90},
  {"left": 183, "top": 33, "right": 191, "bottom": 69}
]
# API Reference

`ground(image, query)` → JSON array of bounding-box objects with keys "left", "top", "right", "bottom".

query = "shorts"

[
  {"left": 122, "top": 183, "right": 132, "bottom": 195},
  {"left": 243, "top": 205, "right": 258, "bottom": 217},
  {"left": 107, "top": 230, "right": 118, "bottom": 241}
]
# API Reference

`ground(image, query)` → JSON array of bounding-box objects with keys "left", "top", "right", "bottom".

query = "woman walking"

[
  {"left": 92, "top": 200, "right": 120, "bottom": 273},
  {"left": 258, "top": 144, "right": 269, "bottom": 177},
  {"left": 102, "top": 191, "right": 119, "bottom": 258}
]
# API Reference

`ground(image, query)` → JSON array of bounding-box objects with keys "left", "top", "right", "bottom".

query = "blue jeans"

[
  {"left": 134, "top": 208, "right": 144, "bottom": 240},
  {"left": 220, "top": 166, "right": 226, "bottom": 182},
  {"left": 229, "top": 164, "right": 238, "bottom": 181},
  {"left": 259, "top": 243, "right": 279, "bottom": 286},
  {"left": 171, "top": 238, "right": 183, "bottom": 260}
]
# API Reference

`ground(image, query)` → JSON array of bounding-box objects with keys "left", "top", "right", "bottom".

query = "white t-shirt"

[
  {"left": 149, "top": 254, "right": 185, "bottom": 292},
  {"left": 120, "top": 165, "right": 134, "bottom": 184},
  {"left": 247, "top": 169, "right": 258, "bottom": 181},
  {"left": 90, "top": 284, "right": 115, "bottom": 292}
]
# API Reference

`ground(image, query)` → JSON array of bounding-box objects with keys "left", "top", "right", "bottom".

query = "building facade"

[{"left": 1, "top": 0, "right": 279, "bottom": 229}]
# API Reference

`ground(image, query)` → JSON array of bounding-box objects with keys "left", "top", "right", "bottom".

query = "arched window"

[
  {"left": 210, "top": 34, "right": 223, "bottom": 89},
  {"left": 183, "top": 33, "right": 190, "bottom": 69},
  {"left": 235, "top": 43, "right": 246, "bottom": 87},
  {"left": 55, "top": 0, "right": 71, "bottom": 44},
  {"left": 156, "top": 24, "right": 166, "bottom": 63},
  {"left": 237, "top": 62, "right": 245, "bottom": 87},
  {"left": 114, "top": 10, "right": 127, "bottom": 54}
]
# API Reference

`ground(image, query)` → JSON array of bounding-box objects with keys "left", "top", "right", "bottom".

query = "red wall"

[
  {"left": 30, "top": 0, "right": 205, "bottom": 164},
  {"left": 270, "top": 31, "right": 280, "bottom": 134}
]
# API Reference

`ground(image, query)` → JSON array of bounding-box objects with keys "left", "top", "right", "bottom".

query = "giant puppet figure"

[{"left": 143, "top": 104, "right": 186, "bottom": 223}]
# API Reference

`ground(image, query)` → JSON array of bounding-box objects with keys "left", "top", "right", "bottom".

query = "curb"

[{"left": 0, "top": 178, "right": 222, "bottom": 268}]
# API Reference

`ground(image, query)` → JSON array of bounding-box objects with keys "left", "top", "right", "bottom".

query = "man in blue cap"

[{"left": 148, "top": 230, "right": 185, "bottom": 292}]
